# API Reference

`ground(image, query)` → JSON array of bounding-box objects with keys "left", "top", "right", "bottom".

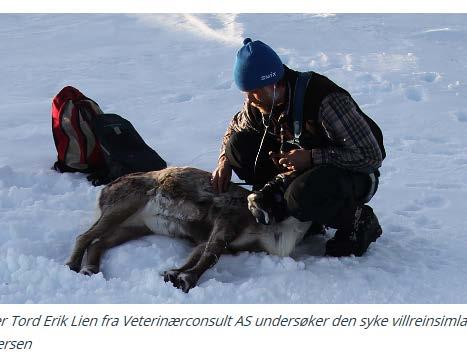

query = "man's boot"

[{"left": 325, "top": 205, "right": 382, "bottom": 257}]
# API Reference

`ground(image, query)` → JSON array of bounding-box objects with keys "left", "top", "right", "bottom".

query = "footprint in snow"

[
  {"left": 416, "top": 72, "right": 441, "bottom": 83},
  {"left": 400, "top": 204, "right": 422, "bottom": 212},
  {"left": 395, "top": 195, "right": 448, "bottom": 218},
  {"left": 414, "top": 215, "right": 441, "bottom": 230},
  {"left": 385, "top": 223, "right": 414, "bottom": 237},
  {"left": 404, "top": 86, "right": 425, "bottom": 102},
  {"left": 405, "top": 182, "right": 462, "bottom": 190},
  {"left": 452, "top": 158, "right": 467, "bottom": 165},
  {"left": 416, "top": 195, "right": 448, "bottom": 209},
  {"left": 356, "top": 73, "right": 379, "bottom": 82},
  {"left": 163, "top": 94, "right": 193, "bottom": 104},
  {"left": 450, "top": 110, "right": 467, "bottom": 123}
]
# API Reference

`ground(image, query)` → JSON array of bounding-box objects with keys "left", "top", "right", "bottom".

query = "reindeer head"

[{"left": 247, "top": 182, "right": 288, "bottom": 225}]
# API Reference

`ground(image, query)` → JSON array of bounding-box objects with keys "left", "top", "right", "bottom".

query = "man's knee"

[
  {"left": 285, "top": 171, "right": 325, "bottom": 222},
  {"left": 284, "top": 166, "right": 352, "bottom": 223}
]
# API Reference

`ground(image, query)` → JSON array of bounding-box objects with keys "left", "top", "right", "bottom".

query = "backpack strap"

[{"left": 292, "top": 71, "right": 313, "bottom": 144}]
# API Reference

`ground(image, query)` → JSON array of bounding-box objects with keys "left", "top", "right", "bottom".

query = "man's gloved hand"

[{"left": 247, "top": 175, "right": 288, "bottom": 225}]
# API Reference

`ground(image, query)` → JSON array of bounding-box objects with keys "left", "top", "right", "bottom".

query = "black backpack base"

[{"left": 88, "top": 114, "right": 167, "bottom": 186}]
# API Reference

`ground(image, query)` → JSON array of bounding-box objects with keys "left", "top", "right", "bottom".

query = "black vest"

[{"left": 286, "top": 69, "right": 386, "bottom": 160}]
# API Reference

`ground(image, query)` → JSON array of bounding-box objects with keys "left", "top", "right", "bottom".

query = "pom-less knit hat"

[{"left": 233, "top": 38, "right": 284, "bottom": 92}]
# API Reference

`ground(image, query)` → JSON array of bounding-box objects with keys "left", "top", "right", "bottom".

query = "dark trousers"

[
  {"left": 285, "top": 166, "right": 370, "bottom": 230},
  {"left": 225, "top": 130, "right": 371, "bottom": 230}
]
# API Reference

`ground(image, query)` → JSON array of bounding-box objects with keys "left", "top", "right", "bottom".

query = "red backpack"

[{"left": 51, "top": 86, "right": 105, "bottom": 173}]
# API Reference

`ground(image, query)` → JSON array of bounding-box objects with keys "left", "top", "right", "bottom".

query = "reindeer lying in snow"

[{"left": 66, "top": 167, "right": 312, "bottom": 292}]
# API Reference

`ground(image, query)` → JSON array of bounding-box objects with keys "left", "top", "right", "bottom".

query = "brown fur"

[{"left": 66, "top": 166, "right": 311, "bottom": 292}]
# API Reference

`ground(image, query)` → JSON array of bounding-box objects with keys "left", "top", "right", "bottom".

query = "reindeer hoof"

[
  {"left": 162, "top": 270, "right": 180, "bottom": 284},
  {"left": 162, "top": 270, "right": 198, "bottom": 293},
  {"left": 176, "top": 272, "right": 198, "bottom": 293},
  {"left": 79, "top": 265, "right": 98, "bottom": 276},
  {"left": 66, "top": 261, "right": 81, "bottom": 273}
]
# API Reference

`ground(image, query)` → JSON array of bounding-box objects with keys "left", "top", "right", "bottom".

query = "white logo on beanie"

[{"left": 260, "top": 72, "right": 277, "bottom": 81}]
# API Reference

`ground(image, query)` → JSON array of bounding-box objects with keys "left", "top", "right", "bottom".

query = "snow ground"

[{"left": 0, "top": 14, "right": 466, "bottom": 303}]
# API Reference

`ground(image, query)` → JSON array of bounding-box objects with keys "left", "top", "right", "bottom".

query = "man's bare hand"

[
  {"left": 268, "top": 151, "right": 283, "bottom": 169},
  {"left": 278, "top": 149, "right": 312, "bottom": 172},
  {"left": 211, "top": 157, "right": 232, "bottom": 193}
]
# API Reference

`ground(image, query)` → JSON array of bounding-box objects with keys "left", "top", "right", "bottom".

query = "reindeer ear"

[{"left": 247, "top": 192, "right": 272, "bottom": 225}]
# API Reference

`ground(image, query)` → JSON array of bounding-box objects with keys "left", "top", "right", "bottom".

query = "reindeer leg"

[
  {"left": 80, "top": 225, "right": 152, "bottom": 276},
  {"left": 66, "top": 199, "right": 147, "bottom": 273},
  {"left": 175, "top": 240, "right": 226, "bottom": 293},
  {"left": 162, "top": 242, "right": 207, "bottom": 286},
  {"left": 66, "top": 218, "right": 111, "bottom": 272},
  {"left": 173, "top": 220, "right": 238, "bottom": 293}
]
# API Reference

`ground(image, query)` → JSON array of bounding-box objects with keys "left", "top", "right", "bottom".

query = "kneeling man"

[{"left": 212, "top": 38, "right": 385, "bottom": 257}]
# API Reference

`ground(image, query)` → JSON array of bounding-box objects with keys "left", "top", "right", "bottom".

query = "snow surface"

[{"left": 1, "top": 14, "right": 466, "bottom": 303}]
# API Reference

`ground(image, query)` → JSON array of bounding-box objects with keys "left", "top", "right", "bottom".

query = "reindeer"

[{"left": 66, "top": 167, "right": 312, "bottom": 293}]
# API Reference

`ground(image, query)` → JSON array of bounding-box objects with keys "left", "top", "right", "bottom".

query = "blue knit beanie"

[{"left": 233, "top": 38, "right": 284, "bottom": 92}]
